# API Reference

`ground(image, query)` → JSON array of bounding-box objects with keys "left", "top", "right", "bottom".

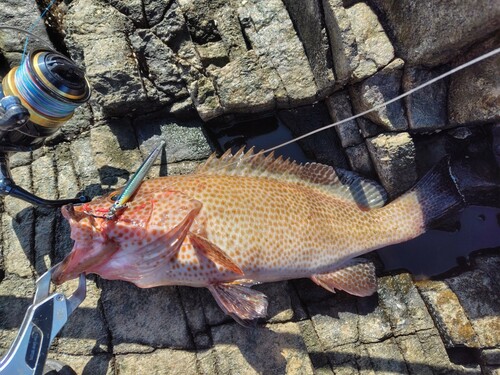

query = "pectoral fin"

[
  {"left": 208, "top": 283, "right": 268, "bottom": 325},
  {"left": 311, "top": 259, "right": 377, "bottom": 297},
  {"left": 189, "top": 233, "right": 244, "bottom": 275},
  {"left": 91, "top": 205, "right": 200, "bottom": 283}
]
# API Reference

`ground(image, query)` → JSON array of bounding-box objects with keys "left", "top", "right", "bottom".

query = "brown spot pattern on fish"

[{"left": 53, "top": 148, "right": 464, "bottom": 322}]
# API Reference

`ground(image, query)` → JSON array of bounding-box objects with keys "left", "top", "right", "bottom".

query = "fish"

[{"left": 52, "top": 147, "right": 465, "bottom": 323}]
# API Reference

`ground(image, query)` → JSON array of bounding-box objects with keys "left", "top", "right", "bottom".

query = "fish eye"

[{"left": 110, "top": 193, "right": 119, "bottom": 201}]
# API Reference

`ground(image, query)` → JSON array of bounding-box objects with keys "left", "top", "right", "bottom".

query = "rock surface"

[
  {"left": 350, "top": 59, "right": 408, "bottom": 131},
  {"left": 0, "top": 1, "right": 499, "bottom": 374},
  {"left": 371, "top": 0, "right": 500, "bottom": 66},
  {"left": 448, "top": 36, "right": 500, "bottom": 126},
  {"left": 322, "top": 0, "right": 394, "bottom": 84}
]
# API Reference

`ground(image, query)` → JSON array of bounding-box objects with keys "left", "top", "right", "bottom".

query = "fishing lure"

[{"left": 105, "top": 140, "right": 166, "bottom": 220}]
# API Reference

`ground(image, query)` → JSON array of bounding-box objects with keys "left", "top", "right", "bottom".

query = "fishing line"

[
  {"left": 0, "top": 25, "right": 54, "bottom": 51},
  {"left": 21, "top": 0, "right": 57, "bottom": 64},
  {"left": 14, "top": 51, "right": 83, "bottom": 119},
  {"left": 263, "top": 47, "right": 500, "bottom": 154}
]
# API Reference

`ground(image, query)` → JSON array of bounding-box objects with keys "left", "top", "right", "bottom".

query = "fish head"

[
  {"left": 52, "top": 188, "right": 202, "bottom": 284},
  {"left": 51, "top": 191, "right": 122, "bottom": 284}
]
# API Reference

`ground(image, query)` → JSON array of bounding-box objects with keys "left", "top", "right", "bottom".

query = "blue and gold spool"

[{"left": 2, "top": 49, "right": 90, "bottom": 128}]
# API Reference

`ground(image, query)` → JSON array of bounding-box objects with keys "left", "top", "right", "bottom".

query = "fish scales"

[
  {"left": 136, "top": 174, "right": 419, "bottom": 283},
  {"left": 52, "top": 148, "right": 464, "bottom": 322}
]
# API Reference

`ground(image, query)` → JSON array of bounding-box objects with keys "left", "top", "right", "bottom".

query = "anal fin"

[
  {"left": 208, "top": 283, "right": 268, "bottom": 325},
  {"left": 311, "top": 259, "right": 377, "bottom": 297}
]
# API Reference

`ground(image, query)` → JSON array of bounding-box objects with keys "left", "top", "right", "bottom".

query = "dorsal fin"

[{"left": 196, "top": 147, "right": 387, "bottom": 209}]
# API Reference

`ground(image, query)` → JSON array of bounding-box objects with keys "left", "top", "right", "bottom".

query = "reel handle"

[{"left": 0, "top": 152, "right": 90, "bottom": 207}]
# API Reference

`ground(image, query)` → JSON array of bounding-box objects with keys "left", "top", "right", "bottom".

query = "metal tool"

[{"left": 0, "top": 266, "right": 86, "bottom": 375}]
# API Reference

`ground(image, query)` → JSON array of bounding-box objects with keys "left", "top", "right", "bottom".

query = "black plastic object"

[{"left": 0, "top": 49, "right": 90, "bottom": 207}]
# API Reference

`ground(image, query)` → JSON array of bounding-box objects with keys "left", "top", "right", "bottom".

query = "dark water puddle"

[
  {"left": 206, "top": 114, "right": 310, "bottom": 162},
  {"left": 378, "top": 206, "right": 500, "bottom": 279},
  {"left": 205, "top": 111, "right": 500, "bottom": 278}
]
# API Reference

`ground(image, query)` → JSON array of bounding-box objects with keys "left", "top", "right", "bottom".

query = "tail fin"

[{"left": 413, "top": 158, "right": 466, "bottom": 228}]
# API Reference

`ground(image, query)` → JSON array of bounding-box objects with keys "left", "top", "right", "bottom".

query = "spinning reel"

[{"left": 0, "top": 27, "right": 91, "bottom": 206}]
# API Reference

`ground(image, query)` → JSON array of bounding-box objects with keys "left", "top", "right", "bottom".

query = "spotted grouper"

[{"left": 52, "top": 148, "right": 464, "bottom": 323}]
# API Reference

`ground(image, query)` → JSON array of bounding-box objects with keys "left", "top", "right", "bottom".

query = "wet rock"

[
  {"left": 238, "top": 0, "right": 318, "bottom": 106},
  {"left": 378, "top": 273, "right": 436, "bottom": 335},
  {"left": 255, "top": 281, "right": 294, "bottom": 323},
  {"left": 69, "top": 136, "right": 103, "bottom": 198},
  {"left": 53, "top": 143, "right": 83, "bottom": 201},
  {"left": 322, "top": 0, "right": 394, "bottom": 84},
  {"left": 371, "top": 0, "right": 500, "bottom": 66},
  {"left": 325, "top": 91, "right": 363, "bottom": 148},
  {"left": 295, "top": 320, "right": 331, "bottom": 374},
  {"left": 115, "top": 348, "right": 198, "bottom": 375},
  {"left": 283, "top": 0, "right": 336, "bottom": 96},
  {"left": 448, "top": 36, "right": 500, "bottom": 126},
  {"left": 366, "top": 132, "right": 417, "bottom": 197},
  {"left": 143, "top": 0, "right": 171, "bottom": 27},
  {"left": 416, "top": 280, "right": 480, "bottom": 348},
  {"left": 210, "top": 322, "right": 315, "bottom": 375},
  {"left": 307, "top": 294, "right": 362, "bottom": 348},
  {"left": 100, "top": 281, "right": 193, "bottom": 350},
  {"left": 345, "top": 143, "right": 376, "bottom": 178},
  {"left": 103, "top": 0, "right": 146, "bottom": 27},
  {"left": 350, "top": 59, "right": 408, "bottom": 131},
  {"left": 445, "top": 255, "right": 500, "bottom": 348},
  {"left": 278, "top": 102, "right": 348, "bottom": 168},
  {"left": 46, "top": 105, "right": 94, "bottom": 146},
  {"left": 403, "top": 66, "right": 448, "bottom": 130},
  {"left": 481, "top": 349, "right": 500, "bottom": 366},
  {"left": 2, "top": 167, "right": 34, "bottom": 278},
  {"left": 176, "top": 287, "right": 209, "bottom": 348},
  {"left": 356, "top": 117, "right": 383, "bottom": 139}
]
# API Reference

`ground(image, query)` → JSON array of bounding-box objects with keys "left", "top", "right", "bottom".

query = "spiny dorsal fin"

[{"left": 196, "top": 147, "right": 387, "bottom": 209}]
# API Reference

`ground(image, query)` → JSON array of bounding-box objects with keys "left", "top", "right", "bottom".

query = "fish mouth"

[
  {"left": 51, "top": 252, "right": 80, "bottom": 284},
  {"left": 62, "top": 203, "right": 87, "bottom": 222}
]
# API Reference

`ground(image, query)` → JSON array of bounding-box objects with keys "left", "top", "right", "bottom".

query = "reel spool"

[{"left": 0, "top": 27, "right": 91, "bottom": 206}]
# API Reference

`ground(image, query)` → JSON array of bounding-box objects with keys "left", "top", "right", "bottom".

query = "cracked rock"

[
  {"left": 238, "top": 0, "right": 318, "bottom": 106},
  {"left": 371, "top": 0, "right": 500, "bottom": 66},
  {"left": 130, "top": 30, "right": 190, "bottom": 107},
  {"left": 403, "top": 66, "right": 448, "bottom": 131},
  {"left": 416, "top": 280, "right": 480, "bottom": 348},
  {"left": 366, "top": 132, "right": 417, "bottom": 197},
  {"left": 210, "top": 322, "right": 315, "bottom": 375},
  {"left": 325, "top": 91, "right": 363, "bottom": 148},
  {"left": 115, "top": 348, "right": 198, "bottom": 374},
  {"left": 283, "top": 0, "right": 336, "bottom": 96},
  {"left": 448, "top": 36, "right": 500, "bottom": 126},
  {"left": 100, "top": 280, "right": 193, "bottom": 351},
  {"left": 322, "top": 0, "right": 394, "bottom": 84},
  {"left": 0, "top": 0, "right": 52, "bottom": 64},
  {"left": 350, "top": 58, "right": 408, "bottom": 131}
]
